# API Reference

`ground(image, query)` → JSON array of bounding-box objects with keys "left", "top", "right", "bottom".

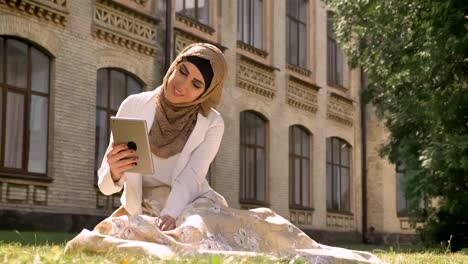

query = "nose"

[{"left": 178, "top": 79, "right": 192, "bottom": 93}]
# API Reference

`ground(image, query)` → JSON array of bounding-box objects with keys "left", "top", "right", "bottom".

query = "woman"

[{"left": 66, "top": 43, "right": 383, "bottom": 263}]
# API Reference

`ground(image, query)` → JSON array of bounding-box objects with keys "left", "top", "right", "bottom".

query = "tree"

[{"left": 322, "top": 0, "right": 468, "bottom": 251}]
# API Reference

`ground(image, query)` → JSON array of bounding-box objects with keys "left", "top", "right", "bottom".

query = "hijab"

[{"left": 149, "top": 43, "right": 228, "bottom": 158}]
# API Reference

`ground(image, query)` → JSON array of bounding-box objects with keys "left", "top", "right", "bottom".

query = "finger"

[
  {"left": 168, "top": 222, "right": 176, "bottom": 231},
  {"left": 160, "top": 217, "right": 171, "bottom": 230},
  {"left": 109, "top": 149, "right": 134, "bottom": 163},
  {"left": 114, "top": 163, "right": 137, "bottom": 175},
  {"left": 108, "top": 144, "right": 128, "bottom": 156},
  {"left": 109, "top": 149, "right": 135, "bottom": 164},
  {"left": 157, "top": 217, "right": 165, "bottom": 229},
  {"left": 163, "top": 222, "right": 176, "bottom": 231},
  {"left": 107, "top": 146, "right": 127, "bottom": 162},
  {"left": 162, "top": 219, "right": 176, "bottom": 231},
  {"left": 115, "top": 157, "right": 139, "bottom": 168}
]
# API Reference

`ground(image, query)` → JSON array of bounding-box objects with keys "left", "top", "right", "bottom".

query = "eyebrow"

[{"left": 181, "top": 63, "right": 205, "bottom": 87}]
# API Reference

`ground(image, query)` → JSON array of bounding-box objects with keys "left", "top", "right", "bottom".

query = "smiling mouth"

[{"left": 173, "top": 87, "right": 183, "bottom": 96}]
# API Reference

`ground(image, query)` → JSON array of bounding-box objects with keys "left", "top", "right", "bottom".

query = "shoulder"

[
  {"left": 120, "top": 88, "right": 159, "bottom": 111},
  {"left": 206, "top": 108, "right": 224, "bottom": 127},
  {"left": 124, "top": 89, "right": 158, "bottom": 105}
]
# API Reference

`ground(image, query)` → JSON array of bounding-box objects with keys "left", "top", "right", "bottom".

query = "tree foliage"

[{"left": 322, "top": 0, "right": 468, "bottom": 250}]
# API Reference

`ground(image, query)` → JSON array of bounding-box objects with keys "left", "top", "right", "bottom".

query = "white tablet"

[{"left": 110, "top": 117, "right": 154, "bottom": 174}]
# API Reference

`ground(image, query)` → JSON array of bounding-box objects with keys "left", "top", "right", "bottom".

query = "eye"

[
  {"left": 192, "top": 81, "right": 202, "bottom": 89},
  {"left": 179, "top": 67, "right": 188, "bottom": 76}
]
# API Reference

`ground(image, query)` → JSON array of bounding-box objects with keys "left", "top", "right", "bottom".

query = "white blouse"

[{"left": 142, "top": 153, "right": 180, "bottom": 187}]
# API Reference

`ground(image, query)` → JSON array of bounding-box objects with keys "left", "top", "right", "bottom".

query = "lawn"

[{"left": 0, "top": 230, "right": 467, "bottom": 263}]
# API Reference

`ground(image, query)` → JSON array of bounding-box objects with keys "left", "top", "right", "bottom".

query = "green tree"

[{"left": 322, "top": 0, "right": 468, "bottom": 251}]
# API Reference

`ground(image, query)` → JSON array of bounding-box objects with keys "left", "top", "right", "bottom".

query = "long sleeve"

[
  {"left": 97, "top": 95, "right": 134, "bottom": 195},
  {"left": 161, "top": 118, "right": 224, "bottom": 219},
  {"left": 96, "top": 94, "right": 145, "bottom": 215}
]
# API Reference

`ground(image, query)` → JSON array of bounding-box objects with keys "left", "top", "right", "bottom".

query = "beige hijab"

[{"left": 149, "top": 43, "right": 227, "bottom": 158}]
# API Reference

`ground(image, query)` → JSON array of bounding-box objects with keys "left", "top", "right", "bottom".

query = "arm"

[
  {"left": 97, "top": 95, "right": 136, "bottom": 195},
  {"left": 161, "top": 117, "right": 224, "bottom": 219}
]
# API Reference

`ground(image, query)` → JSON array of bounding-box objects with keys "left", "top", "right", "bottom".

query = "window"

[
  {"left": 0, "top": 37, "right": 51, "bottom": 177},
  {"left": 95, "top": 68, "right": 143, "bottom": 172},
  {"left": 237, "top": 0, "right": 263, "bottom": 50},
  {"left": 396, "top": 161, "right": 408, "bottom": 216},
  {"left": 326, "top": 137, "right": 351, "bottom": 212},
  {"left": 176, "top": 0, "right": 210, "bottom": 25},
  {"left": 286, "top": 0, "right": 308, "bottom": 68},
  {"left": 240, "top": 111, "right": 267, "bottom": 204},
  {"left": 289, "top": 125, "right": 311, "bottom": 209},
  {"left": 327, "top": 11, "right": 344, "bottom": 87}
]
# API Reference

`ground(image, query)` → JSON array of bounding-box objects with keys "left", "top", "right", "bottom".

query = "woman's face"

[{"left": 165, "top": 61, "right": 206, "bottom": 104}]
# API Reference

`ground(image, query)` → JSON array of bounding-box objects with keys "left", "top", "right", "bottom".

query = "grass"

[
  {"left": 0, "top": 230, "right": 76, "bottom": 245},
  {"left": 335, "top": 243, "right": 468, "bottom": 264},
  {"left": 0, "top": 230, "right": 467, "bottom": 263}
]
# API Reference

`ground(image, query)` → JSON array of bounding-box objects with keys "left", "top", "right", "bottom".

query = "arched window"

[
  {"left": 326, "top": 137, "right": 351, "bottom": 212},
  {"left": 95, "top": 68, "right": 143, "bottom": 171},
  {"left": 289, "top": 125, "right": 312, "bottom": 209},
  {"left": 240, "top": 111, "right": 268, "bottom": 205},
  {"left": 0, "top": 36, "right": 51, "bottom": 177}
]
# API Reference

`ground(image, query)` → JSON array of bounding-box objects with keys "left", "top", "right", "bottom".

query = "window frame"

[
  {"left": 286, "top": 0, "right": 308, "bottom": 69},
  {"left": 239, "top": 111, "right": 269, "bottom": 206},
  {"left": 0, "top": 36, "right": 52, "bottom": 181},
  {"left": 326, "top": 137, "right": 352, "bottom": 213},
  {"left": 176, "top": 0, "right": 211, "bottom": 26},
  {"left": 94, "top": 68, "right": 144, "bottom": 175},
  {"left": 396, "top": 160, "right": 409, "bottom": 217},
  {"left": 289, "top": 125, "right": 313, "bottom": 210},
  {"left": 237, "top": 0, "right": 264, "bottom": 50},
  {"left": 327, "top": 11, "right": 345, "bottom": 88}
]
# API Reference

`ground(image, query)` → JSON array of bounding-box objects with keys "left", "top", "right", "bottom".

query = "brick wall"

[
  {"left": 0, "top": 1, "right": 163, "bottom": 217},
  {"left": 0, "top": 0, "right": 416, "bottom": 240}
]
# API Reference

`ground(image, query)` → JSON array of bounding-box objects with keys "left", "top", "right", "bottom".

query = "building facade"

[{"left": 0, "top": 0, "right": 415, "bottom": 244}]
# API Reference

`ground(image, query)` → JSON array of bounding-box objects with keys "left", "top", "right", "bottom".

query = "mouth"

[{"left": 172, "top": 86, "right": 183, "bottom": 97}]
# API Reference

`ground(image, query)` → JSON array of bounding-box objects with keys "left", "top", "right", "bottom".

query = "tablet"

[{"left": 110, "top": 117, "right": 154, "bottom": 174}]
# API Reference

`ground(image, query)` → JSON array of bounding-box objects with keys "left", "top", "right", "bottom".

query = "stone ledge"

[
  {"left": 174, "top": 28, "right": 226, "bottom": 56},
  {"left": 302, "top": 229, "right": 361, "bottom": 244},
  {"left": 326, "top": 92, "right": 355, "bottom": 126},
  {"left": 237, "top": 55, "right": 276, "bottom": 99},
  {"left": 0, "top": 209, "right": 106, "bottom": 232},
  {"left": 175, "top": 13, "right": 215, "bottom": 35},
  {"left": 93, "top": 0, "right": 160, "bottom": 56},
  {"left": 0, "top": 0, "right": 68, "bottom": 26},
  {"left": 287, "top": 75, "right": 319, "bottom": 113},
  {"left": 237, "top": 40, "right": 268, "bottom": 58},
  {"left": 367, "top": 232, "right": 420, "bottom": 246}
]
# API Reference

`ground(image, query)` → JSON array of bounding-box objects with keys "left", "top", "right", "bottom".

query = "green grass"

[
  {"left": 336, "top": 243, "right": 468, "bottom": 264},
  {"left": 0, "top": 231, "right": 467, "bottom": 263},
  {"left": 0, "top": 230, "right": 77, "bottom": 245}
]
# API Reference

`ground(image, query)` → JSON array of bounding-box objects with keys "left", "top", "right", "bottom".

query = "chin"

[{"left": 166, "top": 95, "right": 185, "bottom": 104}]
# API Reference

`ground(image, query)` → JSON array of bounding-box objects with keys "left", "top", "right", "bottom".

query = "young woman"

[{"left": 66, "top": 43, "right": 383, "bottom": 263}]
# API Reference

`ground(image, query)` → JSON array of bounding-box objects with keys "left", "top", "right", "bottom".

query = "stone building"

[{"left": 0, "top": 0, "right": 415, "bottom": 245}]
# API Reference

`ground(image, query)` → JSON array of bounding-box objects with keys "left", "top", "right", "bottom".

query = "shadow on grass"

[{"left": 0, "top": 230, "right": 77, "bottom": 245}]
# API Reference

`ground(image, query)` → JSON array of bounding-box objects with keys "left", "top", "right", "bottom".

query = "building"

[{"left": 0, "top": 0, "right": 416, "bottom": 245}]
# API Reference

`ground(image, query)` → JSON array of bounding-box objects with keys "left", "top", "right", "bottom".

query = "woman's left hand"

[{"left": 157, "top": 215, "right": 176, "bottom": 231}]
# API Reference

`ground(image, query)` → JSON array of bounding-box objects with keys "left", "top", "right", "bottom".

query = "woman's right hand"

[{"left": 107, "top": 143, "right": 139, "bottom": 182}]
